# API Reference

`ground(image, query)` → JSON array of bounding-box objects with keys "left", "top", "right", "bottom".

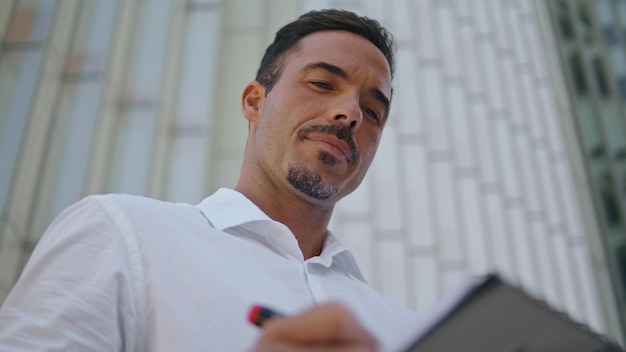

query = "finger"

[
  {"left": 255, "top": 340, "right": 376, "bottom": 352},
  {"left": 262, "top": 303, "right": 378, "bottom": 349}
]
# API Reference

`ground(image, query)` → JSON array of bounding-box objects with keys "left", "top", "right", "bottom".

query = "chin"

[{"left": 288, "top": 169, "right": 334, "bottom": 199}]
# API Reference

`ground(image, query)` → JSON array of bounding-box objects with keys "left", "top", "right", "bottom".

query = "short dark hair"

[{"left": 255, "top": 9, "right": 396, "bottom": 94}]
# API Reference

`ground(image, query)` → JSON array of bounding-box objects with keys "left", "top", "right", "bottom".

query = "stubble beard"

[{"left": 286, "top": 159, "right": 338, "bottom": 200}]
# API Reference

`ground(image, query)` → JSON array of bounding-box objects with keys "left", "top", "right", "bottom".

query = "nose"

[{"left": 329, "top": 95, "right": 362, "bottom": 129}]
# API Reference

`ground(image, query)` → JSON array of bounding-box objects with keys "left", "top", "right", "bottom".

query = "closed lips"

[{"left": 307, "top": 135, "right": 353, "bottom": 161}]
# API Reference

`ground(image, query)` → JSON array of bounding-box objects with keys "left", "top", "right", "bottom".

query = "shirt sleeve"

[{"left": 0, "top": 196, "right": 144, "bottom": 351}]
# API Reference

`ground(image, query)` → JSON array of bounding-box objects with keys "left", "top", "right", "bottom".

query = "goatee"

[{"left": 287, "top": 165, "right": 338, "bottom": 200}]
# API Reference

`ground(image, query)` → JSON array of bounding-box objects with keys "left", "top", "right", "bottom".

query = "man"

[{"left": 0, "top": 9, "right": 418, "bottom": 351}]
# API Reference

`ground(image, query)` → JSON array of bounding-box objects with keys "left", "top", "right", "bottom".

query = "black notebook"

[{"left": 396, "top": 274, "right": 624, "bottom": 352}]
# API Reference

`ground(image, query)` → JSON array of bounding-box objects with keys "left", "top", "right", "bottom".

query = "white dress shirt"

[{"left": 0, "top": 188, "right": 419, "bottom": 351}]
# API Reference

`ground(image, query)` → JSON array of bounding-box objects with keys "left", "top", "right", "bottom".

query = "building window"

[
  {"left": 593, "top": 57, "right": 610, "bottom": 98},
  {"left": 570, "top": 52, "right": 588, "bottom": 95}
]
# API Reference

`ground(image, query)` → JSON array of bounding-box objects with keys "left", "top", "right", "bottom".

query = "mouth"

[
  {"left": 298, "top": 124, "right": 359, "bottom": 164},
  {"left": 306, "top": 135, "right": 354, "bottom": 163}
]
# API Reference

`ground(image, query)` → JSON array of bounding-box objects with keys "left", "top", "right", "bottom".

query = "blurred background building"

[{"left": 1, "top": 0, "right": 625, "bottom": 346}]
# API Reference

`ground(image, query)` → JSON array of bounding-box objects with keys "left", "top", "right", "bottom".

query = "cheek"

[
  {"left": 257, "top": 99, "right": 289, "bottom": 134},
  {"left": 357, "top": 132, "right": 381, "bottom": 161},
  {"left": 351, "top": 137, "right": 380, "bottom": 181},
  {"left": 263, "top": 91, "right": 312, "bottom": 127},
  {"left": 356, "top": 150, "right": 377, "bottom": 179}
]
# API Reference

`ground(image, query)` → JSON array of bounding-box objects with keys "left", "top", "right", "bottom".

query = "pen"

[{"left": 248, "top": 305, "right": 284, "bottom": 327}]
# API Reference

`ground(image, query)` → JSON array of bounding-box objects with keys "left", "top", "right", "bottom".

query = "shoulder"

[
  {"left": 80, "top": 193, "right": 191, "bottom": 212},
  {"left": 68, "top": 193, "right": 198, "bottom": 224},
  {"left": 38, "top": 194, "right": 206, "bottom": 249}
]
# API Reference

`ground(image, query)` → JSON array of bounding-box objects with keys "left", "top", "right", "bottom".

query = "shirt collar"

[
  {"left": 195, "top": 188, "right": 365, "bottom": 281},
  {"left": 195, "top": 188, "right": 271, "bottom": 230},
  {"left": 315, "top": 229, "right": 366, "bottom": 282}
]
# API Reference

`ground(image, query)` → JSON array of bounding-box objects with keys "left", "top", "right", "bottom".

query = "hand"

[{"left": 253, "top": 303, "right": 378, "bottom": 351}]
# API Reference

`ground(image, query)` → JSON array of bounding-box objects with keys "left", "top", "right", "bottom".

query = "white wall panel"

[
  {"left": 530, "top": 221, "right": 561, "bottom": 307},
  {"left": 515, "top": 133, "right": 543, "bottom": 214},
  {"left": 394, "top": 47, "right": 423, "bottom": 137},
  {"left": 403, "top": 143, "right": 435, "bottom": 249},
  {"left": 371, "top": 126, "right": 403, "bottom": 233},
  {"left": 508, "top": 207, "right": 537, "bottom": 291},
  {"left": 457, "top": 24, "right": 485, "bottom": 96},
  {"left": 458, "top": 177, "right": 489, "bottom": 274},
  {"left": 414, "top": 1, "right": 438, "bottom": 62},
  {"left": 421, "top": 67, "right": 449, "bottom": 154},
  {"left": 484, "top": 193, "right": 516, "bottom": 278},
  {"left": 472, "top": 101, "right": 500, "bottom": 186},
  {"left": 377, "top": 239, "right": 408, "bottom": 305},
  {"left": 494, "top": 118, "right": 523, "bottom": 200},
  {"left": 448, "top": 85, "right": 475, "bottom": 172},
  {"left": 411, "top": 254, "right": 438, "bottom": 312},
  {"left": 432, "top": 161, "right": 463, "bottom": 263},
  {"left": 537, "top": 148, "right": 562, "bottom": 226},
  {"left": 573, "top": 243, "right": 606, "bottom": 333},
  {"left": 552, "top": 233, "right": 582, "bottom": 319}
]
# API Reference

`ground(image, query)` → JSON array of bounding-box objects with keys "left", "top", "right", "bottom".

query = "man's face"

[{"left": 247, "top": 30, "right": 392, "bottom": 205}]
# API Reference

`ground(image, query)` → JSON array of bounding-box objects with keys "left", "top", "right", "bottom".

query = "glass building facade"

[
  {"left": 546, "top": 0, "right": 626, "bottom": 338},
  {"left": 0, "top": 0, "right": 624, "bottom": 345}
]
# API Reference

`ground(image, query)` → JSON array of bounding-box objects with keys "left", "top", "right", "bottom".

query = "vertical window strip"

[
  {"left": 107, "top": 111, "right": 158, "bottom": 195},
  {"left": 604, "top": 0, "right": 626, "bottom": 102},
  {"left": 106, "top": 0, "right": 174, "bottom": 196},
  {"left": 0, "top": 0, "right": 56, "bottom": 227},
  {"left": 163, "top": 7, "right": 221, "bottom": 203},
  {"left": 586, "top": 2, "right": 626, "bottom": 239},
  {"left": 3, "top": 1, "right": 93, "bottom": 291},
  {"left": 122, "top": 0, "right": 173, "bottom": 103},
  {"left": 28, "top": 1, "right": 120, "bottom": 240},
  {"left": 594, "top": 0, "right": 626, "bottom": 222},
  {"left": 547, "top": 0, "right": 626, "bottom": 339},
  {"left": 567, "top": 1, "right": 626, "bottom": 228},
  {"left": 0, "top": 0, "right": 17, "bottom": 41}
]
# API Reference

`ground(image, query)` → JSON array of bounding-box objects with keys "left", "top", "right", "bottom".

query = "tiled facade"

[{"left": 0, "top": 0, "right": 623, "bottom": 345}]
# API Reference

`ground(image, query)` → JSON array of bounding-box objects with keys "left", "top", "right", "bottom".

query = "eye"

[
  {"left": 310, "top": 81, "right": 333, "bottom": 90},
  {"left": 363, "top": 106, "right": 381, "bottom": 123}
]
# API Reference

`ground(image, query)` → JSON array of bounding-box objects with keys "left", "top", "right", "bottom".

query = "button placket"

[{"left": 303, "top": 262, "right": 329, "bottom": 303}]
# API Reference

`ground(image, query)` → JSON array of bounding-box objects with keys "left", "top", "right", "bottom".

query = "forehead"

[{"left": 282, "top": 30, "right": 392, "bottom": 95}]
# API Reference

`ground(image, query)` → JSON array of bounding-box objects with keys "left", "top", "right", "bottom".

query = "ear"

[{"left": 241, "top": 81, "right": 265, "bottom": 123}]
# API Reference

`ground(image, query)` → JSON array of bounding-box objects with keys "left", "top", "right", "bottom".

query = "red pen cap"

[{"left": 248, "top": 305, "right": 283, "bottom": 327}]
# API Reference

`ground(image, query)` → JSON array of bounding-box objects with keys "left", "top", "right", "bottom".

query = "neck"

[{"left": 235, "top": 179, "right": 334, "bottom": 260}]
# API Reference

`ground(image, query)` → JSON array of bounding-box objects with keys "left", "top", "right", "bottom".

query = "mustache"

[{"left": 297, "top": 124, "right": 359, "bottom": 162}]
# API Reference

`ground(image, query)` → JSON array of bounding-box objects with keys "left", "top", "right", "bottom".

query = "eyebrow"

[
  {"left": 303, "top": 61, "right": 348, "bottom": 79},
  {"left": 302, "top": 61, "right": 391, "bottom": 114}
]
